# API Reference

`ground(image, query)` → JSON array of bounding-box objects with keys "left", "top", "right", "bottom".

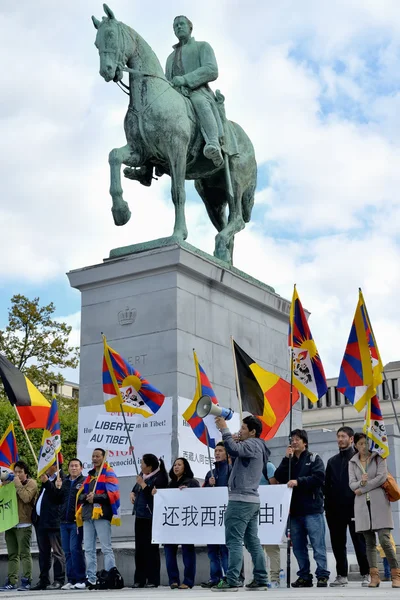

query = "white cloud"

[{"left": 1, "top": 0, "right": 400, "bottom": 378}]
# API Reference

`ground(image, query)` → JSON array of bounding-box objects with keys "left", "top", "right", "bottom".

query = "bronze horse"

[{"left": 92, "top": 4, "right": 257, "bottom": 264}]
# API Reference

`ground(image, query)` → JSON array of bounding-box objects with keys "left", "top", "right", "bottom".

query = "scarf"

[
  {"left": 143, "top": 467, "right": 160, "bottom": 481},
  {"left": 76, "top": 462, "right": 120, "bottom": 527}
]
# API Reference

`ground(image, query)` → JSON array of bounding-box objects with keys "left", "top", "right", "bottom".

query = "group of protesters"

[{"left": 2, "top": 415, "right": 399, "bottom": 591}]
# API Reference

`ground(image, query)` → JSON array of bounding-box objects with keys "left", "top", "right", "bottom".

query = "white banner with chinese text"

[{"left": 152, "top": 486, "right": 292, "bottom": 544}]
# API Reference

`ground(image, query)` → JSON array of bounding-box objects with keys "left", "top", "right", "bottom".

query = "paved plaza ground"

[{"left": 0, "top": 584, "right": 394, "bottom": 600}]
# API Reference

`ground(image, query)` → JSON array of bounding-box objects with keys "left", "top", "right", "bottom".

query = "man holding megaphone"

[{"left": 211, "top": 415, "right": 270, "bottom": 592}]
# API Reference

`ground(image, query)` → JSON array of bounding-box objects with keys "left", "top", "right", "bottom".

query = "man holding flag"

[{"left": 31, "top": 399, "right": 66, "bottom": 591}]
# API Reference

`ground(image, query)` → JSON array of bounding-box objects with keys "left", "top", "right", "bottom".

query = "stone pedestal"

[{"left": 67, "top": 241, "right": 300, "bottom": 531}]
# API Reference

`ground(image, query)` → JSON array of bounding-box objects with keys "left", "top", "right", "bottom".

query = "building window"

[
  {"left": 326, "top": 388, "right": 332, "bottom": 407},
  {"left": 301, "top": 395, "right": 305, "bottom": 410},
  {"left": 335, "top": 388, "right": 342, "bottom": 406},
  {"left": 51, "top": 384, "right": 58, "bottom": 394},
  {"left": 308, "top": 399, "right": 313, "bottom": 410},
  {"left": 72, "top": 388, "right": 79, "bottom": 400},
  {"left": 392, "top": 379, "right": 399, "bottom": 400},
  {"left": 383, "top": 381, "right": 389, "bottom": 400}
]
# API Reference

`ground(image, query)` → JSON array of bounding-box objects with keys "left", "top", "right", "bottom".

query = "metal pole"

[
  {"left": 287, "top": 286, "right": 296, "bottom": 588},
  {"left": 119, "top": 405, "right": 139, "bottom": 476},
  {"left": 205, "top": 434, "right": 214, "bottom": 484},
  {"left": 230, "top": 336, "right": 243, "bottom": 422}
]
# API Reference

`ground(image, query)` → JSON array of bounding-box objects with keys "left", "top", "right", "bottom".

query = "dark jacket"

[
  {"left": 168, "top": 475, "right": 200, "bottom": 489},
  {"left": 325, "top": 446, "right": 357, "bottom": 516},
  {"left": 33, "top": 471, "right": 65, "bottom": 529},
  {"left": 275, "top": 450, "right": 325, "bottom": 516},
  {"left": 132, "top": 470, "right": 169, "bottom": 519},
  {"left": 80, "top": 468, "right": 112, "bottom": 522},
  {"left": 55, "top": 474, "right": 86, "bottom": 524},
  {"left": 204, "top": 460, "right": 231, "bottom": 487}
]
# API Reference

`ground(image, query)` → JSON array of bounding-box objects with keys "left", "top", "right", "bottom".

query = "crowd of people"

[{"left": 1, "top": 418, "right": 399, "bottom": 591}]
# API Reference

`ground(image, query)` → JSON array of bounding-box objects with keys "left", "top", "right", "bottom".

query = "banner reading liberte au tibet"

[
  {"left": 77, "top": 400, "right": 172, "bottom": 476},
  {"left": 152, "top": 486, "right": 292, "bottom": 545},
  {"left": 0, "top": 483, "right": 19, "bottom": 533}
]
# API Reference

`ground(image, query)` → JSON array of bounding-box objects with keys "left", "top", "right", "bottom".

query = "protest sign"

[
  {"left": 77, "top": 399, "right": 172, "bottom": 476},
  {"left": 87, "top": 414, "right": 140, "bottom": 450},
  {"left": 177, "top": 397, "right": 241, "bottom": 478},
  {"left": 152, "top": 485, "right": 292, "bottom": 544},
  {"left": 0, "top": 483, "right": 18, "bottom": 533}
]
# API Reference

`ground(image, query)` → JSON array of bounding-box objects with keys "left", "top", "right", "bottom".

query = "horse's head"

[{"left": 92, "top": 4, "right": 129, "bottom": 83}]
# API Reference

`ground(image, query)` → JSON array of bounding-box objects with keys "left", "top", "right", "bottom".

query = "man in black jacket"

[
  {"left": 325, "top": 426, "right": 370, "bottom": 587},
  {"left": 275, "top": 429, "right": 330, "bottom": 588},
  {"left": 31, "top": 462, "right": 66, "bottom": 590},
  {"left": 55, "top": 458, "right": 86, "bottom": 590}
]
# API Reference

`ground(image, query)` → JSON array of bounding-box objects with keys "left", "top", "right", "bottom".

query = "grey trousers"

[
  {"left": 363, "top": 529, "right": 398, "bottom": 569},
  {"left": 263, "top": 545, "right": 280, "bottom": 582}
]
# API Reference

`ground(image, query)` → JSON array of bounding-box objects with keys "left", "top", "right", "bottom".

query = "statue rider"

[
  {"left": 123, "top": 15, "right": 225, "bottom": 187},
  {"left": 166, "top": 15, "right": 224, "bottom": 169}
]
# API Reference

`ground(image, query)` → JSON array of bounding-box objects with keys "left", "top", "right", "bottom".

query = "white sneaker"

[
  {"left": 361, "top": 575, "right": 370, "bottom": 587},
  {"left": 330, "top": 576, "right": 348, "bottom": 587},
  {"left": 61, "top": 583, "right": 75, "bottom": 590},
  {"left": 267, "top": 582, "right": 279, "bottom": 589},
  {"left": 74, "top": 582, "right": 87, "bottom": 589}
]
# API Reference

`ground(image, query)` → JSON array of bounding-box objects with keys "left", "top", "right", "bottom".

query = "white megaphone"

[{"left": 196, "top": 395, "right": 234, "bottom": 420}]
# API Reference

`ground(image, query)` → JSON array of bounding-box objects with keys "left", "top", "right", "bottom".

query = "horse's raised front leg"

[
  {"left": 109, "top": 144, "right": 140, "bottom": 226},
  {"left": 168, "top": 150, "right": 188, "bottom": 241}
]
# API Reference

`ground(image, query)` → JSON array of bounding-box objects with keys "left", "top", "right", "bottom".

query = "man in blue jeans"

[
  {"left": 201, "top": 442, "right": 231, "bottom": 588},
  {"left": 55, "top": 459, "right": 86, "bottom": 589},
  {"left": 212, "top": 415, "right": 270, "bottom": 592},
  {"left": 275, "top": 428, "right": 330, "bottom": 588}
]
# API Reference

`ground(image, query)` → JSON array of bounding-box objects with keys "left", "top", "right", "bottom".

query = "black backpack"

[{"left": 96, "top": 567, "right": 124, "bottom": 590}]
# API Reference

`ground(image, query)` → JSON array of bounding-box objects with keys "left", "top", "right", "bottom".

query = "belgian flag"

[
  {"left": 0, "top": 355, "right": 51, "bottom": 429},
  {"left": 233, "top": 340, "right": 300, "bottom": 440}
]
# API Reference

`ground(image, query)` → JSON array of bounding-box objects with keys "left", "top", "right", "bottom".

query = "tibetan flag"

[
  {"left": 102, "top": 336, "right": 165, "bottom": 417},
  {"left": 0, "top": 354, "right": 50, "bottom": 429},
  {"left": 0, "top": 423, "right": 19, "bottom": 470},
  {"left": 182, "top": 351, "right": 220, "bottom": 449},
  {"left": 37, "top": 398, "right": 61, "bottom": 477},
  {"left": 233, "top": 341, "right": 299, "bottom": 439},
  {"left": 364, "top": 395, "right": 389, "bottom": 458},
  {"left": 289, "top": 286, "right": 328, "bottom": 404},
  {"left": 338, "top": 289, "right": 383, "bottom": 411}
]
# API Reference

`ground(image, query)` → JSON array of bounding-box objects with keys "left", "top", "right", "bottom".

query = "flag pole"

[
  {"left": 13, "top": 405, "right": 38, "bottom": 466},
  {"left": 286, "top": 284, "right": 296, "bottom": 587},
  {"left": 361, "top": 290, "right": 400, "bottom": 435},
  {"left": 102, "top": 334, "right": 140, "bottom": 477},
  {"left": 119, "top": 404, "right": 139, "bottom": 476},
  {"left": 230, "top": 336, "right": 243, "bottom": 422}
]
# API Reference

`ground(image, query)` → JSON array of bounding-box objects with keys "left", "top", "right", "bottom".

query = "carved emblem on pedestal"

[{"left": 118, "top": 307, "right": 137, "bottom": 326}]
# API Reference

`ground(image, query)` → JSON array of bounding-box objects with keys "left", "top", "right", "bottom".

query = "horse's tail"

[{"left": 242, "top": 176, "right": 257, "bottom": 223}]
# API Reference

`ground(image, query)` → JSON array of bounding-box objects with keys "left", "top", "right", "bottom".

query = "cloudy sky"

[{"left": 1, "top": 0, "right": 399, "bottom": 383}]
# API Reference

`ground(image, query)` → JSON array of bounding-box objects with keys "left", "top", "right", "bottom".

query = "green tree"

[
  {"left": 0, "top": 294, "right": 79, "bottom": 389},
  {"left": 0, "top": 396, "right": 78, "bottom": 477},
  {"left": 0, "top": 295, "right": 80, "bottom": 476}
]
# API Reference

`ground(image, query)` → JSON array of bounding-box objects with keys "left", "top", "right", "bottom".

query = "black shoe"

[
  {"left": 132, "top": 583, "right": 145, "bottom": 588},
  {"left": 317, "top": 578, "right": 329, "bottom": 588},
  {"left": 87, "top": 581, "right": 97, "bottom": 590},
  {"left": 245, "top": 580, "right": 268, "bottom": 590},
  {"left": 30, "top": 582, "right": 48, "bottom": 591},
  {"left": 201, "top": 582, "right": 218, "bottom": 589},
  {"left": 46, "top": 582, "right": 62, "bottom": 590},
  {"left": 291, "top": 577, "right": 313, "bottom": 588}
]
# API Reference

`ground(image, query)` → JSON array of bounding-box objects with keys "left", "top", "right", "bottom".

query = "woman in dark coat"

[
  {"left": 131, "top": 454, "right": 168, "bottom": 588},
  {"left": 156, "top": 457, "right": 200, "bottom": 589}
]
